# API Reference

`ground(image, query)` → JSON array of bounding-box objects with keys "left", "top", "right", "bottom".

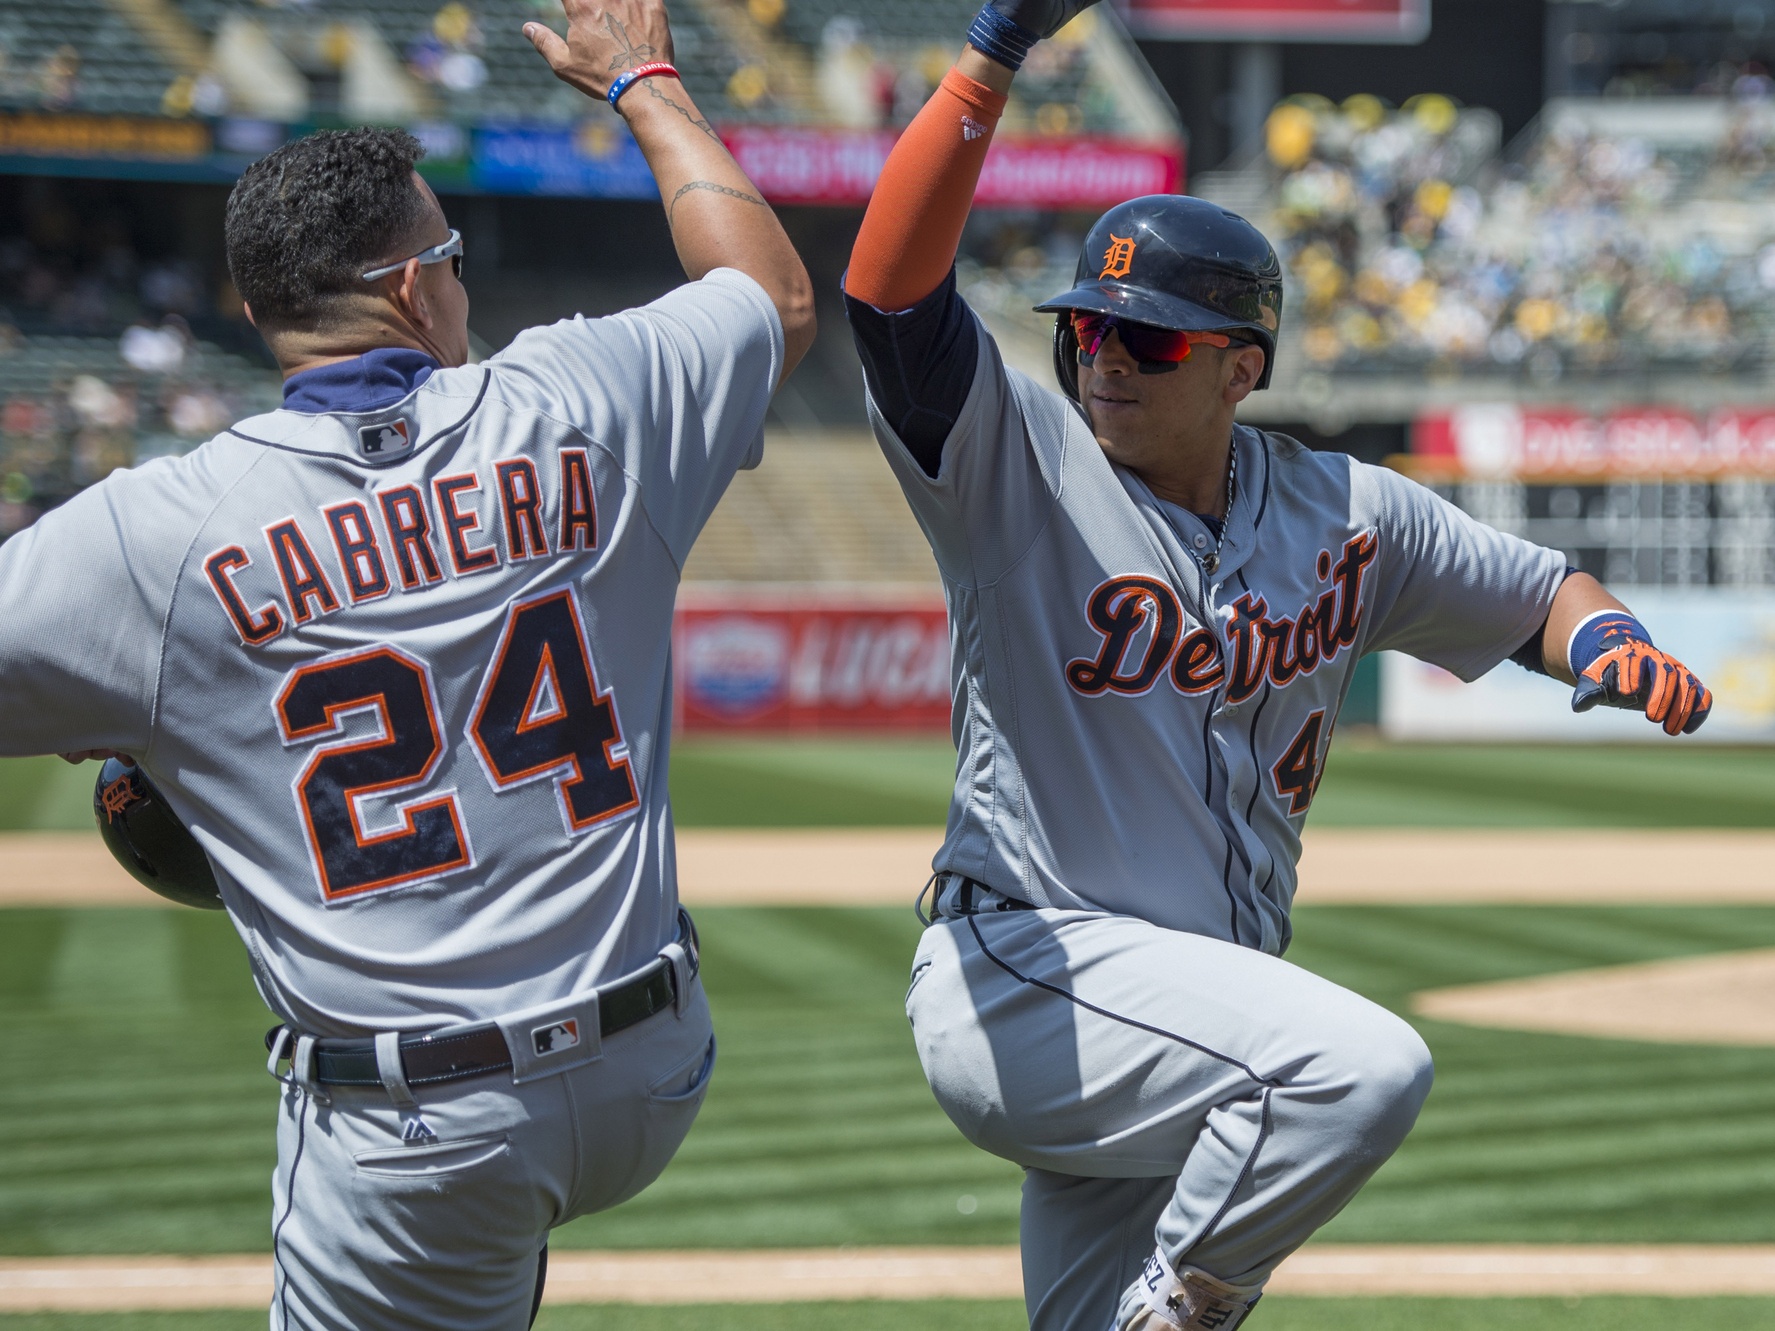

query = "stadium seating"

[
  {"left": 0, "top": 326, "right": 280, "bottom": 535},
  {"left": 682, "top": 436, "right": 937, "bottom": 585},
  {"left": 1214, "top": 92, "right": 1775, "bottom": 381},
  {"left": 168, "top": 0, "right": 803, "bottom": 126},
  {"left": 0, "top": 0, "right": 179, "bottom": 116},
  {"left": 0, "top": 0, "right": 1152, "bottom": 135}
]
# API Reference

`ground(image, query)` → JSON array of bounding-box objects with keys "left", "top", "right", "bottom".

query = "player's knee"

[{"left": 1341, "top": 1014, "right": 1434, "bottom": 1155}]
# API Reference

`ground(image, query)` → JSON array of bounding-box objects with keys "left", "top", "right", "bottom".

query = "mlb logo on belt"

[
  {"left": 531, "top": 1019, "right": 580, "bottom": 1056},
  {"left": 358, "top": 419, "right": 411, "bottom": 459}
]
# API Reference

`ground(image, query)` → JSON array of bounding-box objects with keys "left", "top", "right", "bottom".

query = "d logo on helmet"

[{"left": 1099, "top": 233, "right": 1135, "bottom": 280}]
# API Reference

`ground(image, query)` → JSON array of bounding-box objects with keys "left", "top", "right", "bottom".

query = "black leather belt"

[
  {"left": 270, "top": 952, "right": 687, "bottom": 1089},
  {"left": 940, "top": 874, "right": 1035, "bottom": 917}
]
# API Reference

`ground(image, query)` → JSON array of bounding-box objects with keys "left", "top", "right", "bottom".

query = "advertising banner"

[
  {"left": 470, "top": 121, "right": 658, "bottom": 198},
  {"left": 721, "top": 127, "right": 1183, "bottom": 208},
  {"left": 1116, "top": 0, "right": 1429, "bottom": 43},
  {"left": 1414, "top": 405, "right": 1775, "bottom": 479},
  {"left": 674, "top": 589, "right": 951, "bottom": 732},
  {"left": 1381, "top": 590, "right": 1775, "bottom": 743}
]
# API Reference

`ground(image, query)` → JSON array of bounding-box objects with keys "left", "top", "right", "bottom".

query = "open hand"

[
  {"left": 524, "top": 0, "right": 676, "bottom": 102},
  {"left": 1571, "top": 640, "right": 1712, "bottom": 736}
]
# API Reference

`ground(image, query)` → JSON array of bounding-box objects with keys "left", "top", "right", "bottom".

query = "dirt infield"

[
  {"left": 5, "top": 827, "right": 1773, "bottom": 909},
  {"left": 1415, "top": 947, "right": 1775, "bottom": 1046},
  {"left": 6, "top": 1245, "right": 1775, "bottom": 1311}
]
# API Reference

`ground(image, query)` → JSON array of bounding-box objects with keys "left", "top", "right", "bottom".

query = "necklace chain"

[{"left": 1202, "top": 443, "right": 1237, "bottom": 575}]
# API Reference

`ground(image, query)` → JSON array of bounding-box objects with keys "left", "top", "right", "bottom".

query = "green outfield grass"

[
  {"left": 667, "top": 736, "right": 1775, "bottom": 827},
  {"left": 1, "top": 1299, "right": 1772, "bottom": 1331},
  {"left": 6, "top": 739, "right": 1775, "bottom": 834},
  {"left": 0, "top": 757, "right": 103, "bottom": 832},
  {"left": 4, "top": 903, "right": 1775, "bottom": 1256}
]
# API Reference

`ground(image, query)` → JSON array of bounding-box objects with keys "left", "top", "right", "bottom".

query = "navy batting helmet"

[
  {"left": 1035, "top": 194, "right": 1284, "bottom": 400},
  {"left": 94, "top": 758, "right": 223, "bottom": 910}
]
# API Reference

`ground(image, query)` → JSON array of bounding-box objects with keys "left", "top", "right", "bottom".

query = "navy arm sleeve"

[
  {"left": 843, "top": 267, "right": 979, "bottom": 479},
  {"left": 1508, "top": 567, "right": 1579, "bottom": 676}
]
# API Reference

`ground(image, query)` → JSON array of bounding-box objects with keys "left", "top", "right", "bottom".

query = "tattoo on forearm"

[
  {"left": 603, "top": 15, "right": 658, "bottom": 71},
  {"left": 638, "top": 77, "right": 723, "bottom": 144},
  {"left": 668, "top": 179, "right": 767, "bottom": 223}
]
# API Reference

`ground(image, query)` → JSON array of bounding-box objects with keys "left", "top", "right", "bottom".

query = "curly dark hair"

[{"left": 225, "top": 127, "right": 432, "bottom": 331}]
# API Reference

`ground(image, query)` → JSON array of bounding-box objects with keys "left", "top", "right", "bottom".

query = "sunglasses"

[
  {"left": 361, "top": 228, "right": 464, "bottom": 283},
  {"left": 1070, "top": 311, "right": 1233, "bottom": 365}
]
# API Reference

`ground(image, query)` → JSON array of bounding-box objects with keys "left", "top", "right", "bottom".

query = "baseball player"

[
  {"left": 4, "top": 0, "right": 813, "bottom": 1325},
  {"left": 842, "top": 5, "right": 1713, "bottom": 1330}
]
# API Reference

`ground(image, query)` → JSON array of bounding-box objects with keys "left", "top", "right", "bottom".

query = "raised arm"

[
  {"left": 844, "top": 46, "right": 1012, "bottom": 313},
  {"left": 843, "top": 2, "right": 1098, "bottom": 475},
  {"left": 525, "top": 0, "right": 815, "bottom": 373}
]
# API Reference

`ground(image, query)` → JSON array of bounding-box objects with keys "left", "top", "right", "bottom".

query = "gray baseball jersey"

[
  {"left": 0, "top": 267, "right": 782, "bottom": 1036},
  {"left": 871, "top": 321, "right": 1565, "bottom": 953}
]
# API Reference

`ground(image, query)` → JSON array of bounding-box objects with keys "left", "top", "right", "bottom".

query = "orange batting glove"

[{"left": 1569, "top": 614, "right": 1712, "bottom": 736}]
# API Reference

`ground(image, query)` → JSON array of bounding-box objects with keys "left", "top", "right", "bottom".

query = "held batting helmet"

[
  {"left": 94, "top": 758, "right": 224, "bottom": 910},
  {"left": 1035, "top": 194, "right": 1284, "bottom": 400}
]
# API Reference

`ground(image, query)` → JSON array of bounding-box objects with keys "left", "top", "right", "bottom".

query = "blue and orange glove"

[
  {"left": 967, "top": 0, "right": 1102, "bottom": 70},
  {"left": 1568, "top": 612, "right": 1712, "bottom": 736}
]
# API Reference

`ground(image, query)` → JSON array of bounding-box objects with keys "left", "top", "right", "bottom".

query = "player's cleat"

[{"left": 1114, "top": 1250, "right": 1262, "bottom": 1331}]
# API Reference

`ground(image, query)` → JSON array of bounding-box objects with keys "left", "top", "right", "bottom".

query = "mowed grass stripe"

[
  {"left": 7, "top": 905, "right": 1775, "bottom": 1253},
  {"left": 1289, "top": 906, "right": 1775, "bottom": 1245},
  {"left": 1310, "top": 742, "right": 1775, "bottom": 828},
  {"left": 8, "top": 743, "right": 1775, "bottom": 835}
]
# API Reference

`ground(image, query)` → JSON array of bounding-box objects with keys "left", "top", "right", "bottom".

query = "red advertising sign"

[
  {"left": 721, "top": 127, "right": 1183, "bottom": 208},
  {"left": 1414, "top": 405, "right": 1775, "bottom": 478},
  {"left": 1116, "top": 0, "right": 1429, "bottom": 43},
  {"left": 674, "top": 589, "right": 951, "bottom": 732}
]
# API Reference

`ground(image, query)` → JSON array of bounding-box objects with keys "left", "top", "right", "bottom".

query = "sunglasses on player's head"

[{"left": 1069, "top": 310, "right": 1234, "bottom": 365}]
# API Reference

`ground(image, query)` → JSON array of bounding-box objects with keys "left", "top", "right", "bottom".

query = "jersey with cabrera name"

[
  {"left": 870, "top": 321, "right": 1566, "bottom": 955},
  {"left": 0, "top": 268, "right": 783, "bottom": 1034}
]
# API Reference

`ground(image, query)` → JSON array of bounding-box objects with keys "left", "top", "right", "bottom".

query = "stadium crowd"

[
  {"left": 0, "top": 226, "right": 276, "bottom": 539},
  {"left": 1266, "top": 88, "right": 1775, "bottom": 377}
]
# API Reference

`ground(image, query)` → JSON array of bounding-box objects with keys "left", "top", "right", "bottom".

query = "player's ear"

[
  {"left": 1222, "top": 344, "right": 1264, "bottom": 405},
  {"left": 242, "top": 301, "right": 258, "bottom": 329},
  {"left": 394, "top": 258, "right": 435, "bottom": 332}
]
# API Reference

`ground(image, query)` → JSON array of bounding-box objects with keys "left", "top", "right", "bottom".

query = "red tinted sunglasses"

[{"left": 1070, "top": 311, "right": 1233, "bottom": 364}]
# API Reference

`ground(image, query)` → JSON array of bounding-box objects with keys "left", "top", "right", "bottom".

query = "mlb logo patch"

[
  {"left": 358, "top": 419, "right": 411, "bottom": 458},
  {"left": 532, "top": 1019, "right": 581, "bottom": 1056}
]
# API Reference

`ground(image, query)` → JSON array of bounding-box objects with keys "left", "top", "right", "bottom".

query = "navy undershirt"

[
  {"left": 843, "top": 267, "right": 978, "bottom": 480},
  {"left": 282, "top": 347, "right": 440, "bottom": 414}
]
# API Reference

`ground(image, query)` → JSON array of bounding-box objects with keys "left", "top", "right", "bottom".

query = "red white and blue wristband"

[{"left": 608, "top": 61, "right": 680, "bottom": 107}]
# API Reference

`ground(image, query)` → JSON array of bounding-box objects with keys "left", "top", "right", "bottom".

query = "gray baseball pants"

[
  {"left": 907, "top": 905, "right": 1433, "bottom": 1331},
  {"left": 268, "top": 982, "right": 715, "bottom": 1330}
]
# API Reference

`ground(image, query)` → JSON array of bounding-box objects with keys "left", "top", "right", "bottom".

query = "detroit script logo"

[{"left": 1064, "top": 532, "right": 1378, "bottom": 702}]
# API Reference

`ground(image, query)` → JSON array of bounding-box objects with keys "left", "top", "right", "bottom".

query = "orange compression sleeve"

[{"left": 845, "top": 68, "right": 1008, "bottom": 312}]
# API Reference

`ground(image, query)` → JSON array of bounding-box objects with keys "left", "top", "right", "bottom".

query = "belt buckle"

[{"left": 661, "top": 940, "right": 694, "bottom": 1019}]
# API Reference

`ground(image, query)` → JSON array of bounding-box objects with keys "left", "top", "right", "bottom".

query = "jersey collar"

[
  {"left": 281, "top": 347, "right": 440, "bottom": 415},
  {"left": 1208, "top": 424, "right": 1269, "bottom": 584},
  {"left": 1123, "top": 424, "right": 1267, "bottom": 590},
  {"left": 228, "top": 365, "right": 489, "bottom": 469}
]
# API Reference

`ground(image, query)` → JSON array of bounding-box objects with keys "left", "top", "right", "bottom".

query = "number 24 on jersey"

[{"left": 274, "top": 586, "right": 636, "bottom": 902}]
